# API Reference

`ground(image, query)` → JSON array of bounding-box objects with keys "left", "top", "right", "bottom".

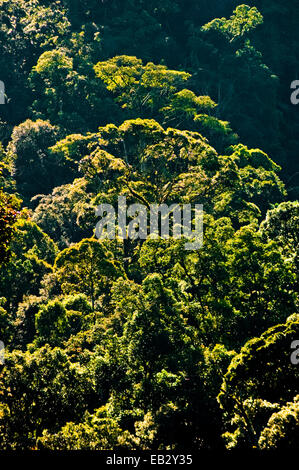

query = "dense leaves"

[{"left": 0, "top": 0, "right": 298, "bottom": 451}]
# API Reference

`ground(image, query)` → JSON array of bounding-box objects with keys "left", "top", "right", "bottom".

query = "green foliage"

[
  {"left": 202, "top": 5, "right": 263, "bottom": 42},
  {"left": 258, "top": 396, "right": 299, "bottom": 449},
  {"left": 78, "top": 118, "right": 284, "bottom": 231},
  {"left": 0, "top": 217, "right": 57, "bottom": 311},
  {"left": 29, "top": 48, "right": 114, "bottom": 133},
  {"left": 0, "top": 190, "right": 17, "bottom": 266},
  {"left": 7, "top": 119, "right": 60, "bottom": 201},
  {"left": 54, "top": 238, "right": 125, "bottom": 309},
  {"left": 37, "top": 406, "right": 134, "bottom": 450},
  {"left": 260, "top": 201, "right": 299, "bottom": 255},
  {"left": 0, "top": 0, "right": 298, "bottom": 452},
  {"left": 0, "top": 0, "right": 70, "bottom": 126},
  {"left": 35, "top": 299, "right": 70, "bottom": 347},
  {"left": 0, "top": 345, "right": 97, "bottom": 450},
  {"left": 13, "top": 296, "right": 44, "bottom": 349},
  {"left": 218, "top": 315, "right": 299, "bottom": 448},
  {"left": 95, "top": 56, "right": 191, "bottom": 117},
  {"left": 32, "top": 178, "right": 94, "bottom": 248}
]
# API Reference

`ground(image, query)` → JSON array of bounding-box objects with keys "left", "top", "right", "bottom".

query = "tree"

[
  {"left": 0, "top": 0, "right": 71, "bottom": 128},
  {"left": 32, "top": 179, "right": 94, "bottom": 248},
  {"left": 0, "top": 345, "right": 97, "bottom": 450},
  {"left": 0, "top": 0, "right": 298, "bottom": 452},
  {"left": 0, "top": 218, "right": 57, "bottom": 311},
  {"left": 110, "top": 274, "right": 234, "bottom": 449},
  {"left": 218, "top": 315, "right": 299, "bottom": 448},
  {"left": 7, "top": 119, "right": 60, "bottom": 201},
  {"left": 94, "top": 56, "right": 191, "bottom": 118},
  {"left": 260, "top": 201, "right": 299, "bottom": 258},
  {"left": 29, "top": 48, "right": 119, "bottom": 133},
  {"left": 54, "top": 238, "right": 125, "bottom": 310},
  {"left": 79, "top": 118, "right": 285, "bottom": 226},
  {"left": 13, "top": 296, "right": 44, "bottom": 350},
  {"left": 35, "top": 299, "right": 70, "bottom": 347},
  {"left": 258, "top": 396, "right": 299, "bottom": 449},
  {"left": 0, "top": 298, "right": 12, "bottom": 345},
  {"left": 201, "top": 5, "right": 263, "bottom": 42},
  {"left": 37, "top": 406, "right": 134, "bottom": 450},
  {"left": 138, "top": 217, "right": 296, "bottom": 348},
  {"left": 189, "top": 5, "right": 281, "bottom": 160},
  {"left": 0, "top": 190, "right": 17, "bottom": 266}
]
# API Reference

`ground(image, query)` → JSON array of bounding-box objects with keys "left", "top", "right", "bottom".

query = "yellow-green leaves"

[{"left": 202, "top": 5, "right": 263, "bottom": 42}]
